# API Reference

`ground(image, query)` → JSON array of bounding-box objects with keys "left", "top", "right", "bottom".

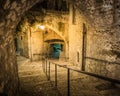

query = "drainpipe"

[
  {"left": 82, "top": 23, "right": 87, "bottom": 71},
  {"left": 42, "top": 30, "right": 45, "bottom": 59}
]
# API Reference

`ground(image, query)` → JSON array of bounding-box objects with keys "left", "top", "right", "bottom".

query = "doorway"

[{"left": 50, "top": 43, "right": 62, "bottom": 59}]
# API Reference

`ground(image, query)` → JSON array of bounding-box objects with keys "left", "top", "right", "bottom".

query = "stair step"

[{"left": 100, "top": 88, "right": 120, "bottom": 96}]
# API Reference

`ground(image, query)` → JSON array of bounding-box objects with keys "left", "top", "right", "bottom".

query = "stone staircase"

[
  {"left": 18, "top": 60, "right": 61, "bottom": 96},
  {"left": 18, "top": 58, "right": 120, "bottom": 96},
  {"left": 49, "top": 66, "right": 120, "bottom": 96}
]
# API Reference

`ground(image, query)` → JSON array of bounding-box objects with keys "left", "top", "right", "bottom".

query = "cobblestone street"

[{"left": 18, "top": 56, "right": 120, "bottom": 96}]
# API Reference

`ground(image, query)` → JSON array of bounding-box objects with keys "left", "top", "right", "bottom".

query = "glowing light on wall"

[{"left": 38, "top": 25, "right": 45, "bottom": 30}]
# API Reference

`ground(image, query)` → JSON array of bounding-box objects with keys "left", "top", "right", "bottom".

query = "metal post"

[
  {"left": 82, "top": 23, "right": 87, "bottom": 71},
  {"left": 55, "top": 64, "right": 57, "bottom": 87},
  {"left": 42, "top": 59, "right": 44, "bottom": 73},
  {"left": 29, "top": 26, "right": 33, "bottom": 61},
  {"left": 42, "top": 59, "right": 45, "bottom": 72},
  {"left": 44, "top": 60, "right": 45, "bottom": 73},
  {"left": 46, "top": 60, "right": 47, "bottom": 76},
  {"left": 68, "top": 69, "right": 70, "bottom": 96},
  {"left": 48, "top": 62, "right": 51, "bottom": 80},
  {"left": 42, "top": 59, "right": 43, "bottom": 72},
  {"left": 44, "top": 59, "right": 45, "bottom": 73},
  {"left": 44, "top": 60, "right": 46, "bottom": 73}
]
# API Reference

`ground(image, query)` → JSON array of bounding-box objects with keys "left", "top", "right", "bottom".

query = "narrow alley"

[
  {"left": 18, "top": 56, "right": 61, "bottom": 96},
  {"left": 0, "top": 0, "right": 120, "bottom": 96}
]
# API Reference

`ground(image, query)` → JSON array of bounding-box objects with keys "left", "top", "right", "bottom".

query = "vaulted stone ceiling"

[
  {"left": 21, "top": 0, "right": 117, "bottom": 29},
  {"left": 30, "top": 0, "right": 69, "bottom": 11},
  {"left": 16, "top": 0, "right": 69, "bottom": 29}
]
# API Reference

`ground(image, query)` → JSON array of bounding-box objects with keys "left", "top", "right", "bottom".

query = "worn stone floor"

[
  {"left": 18, "top": 56, "right": 120, "bottom": 96},
  {"left": 18, "top": 56, "right": 61, "bottom": 96}
]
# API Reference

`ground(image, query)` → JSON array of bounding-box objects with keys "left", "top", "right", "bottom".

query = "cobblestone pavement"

[{"left": 18, "top": 56, "right": 120, "bottom": 96}]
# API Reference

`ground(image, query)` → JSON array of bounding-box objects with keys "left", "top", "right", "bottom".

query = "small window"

[
  {"left": 72, "top": 5, "right": 76, "bottom": 24},
  {"left": 77, "top": 52, "right": 79, "bottom": 62},
  {"left": 21, "top": 36, "right": 23, "bottom": 40},
  {"left": 58, "top": 22, "right": 65, "bottom": 32}
]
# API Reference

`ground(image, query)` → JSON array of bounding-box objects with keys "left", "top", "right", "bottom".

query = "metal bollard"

[{"left": 46, "top": 60, "right": 47, "bottom": 76}]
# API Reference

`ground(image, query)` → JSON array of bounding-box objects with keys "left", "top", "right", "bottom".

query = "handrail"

[
  {"left": 86, "top": 56, "right": 120, "bottom": 65},
  {"left": 42, "top": 59, "right": 120, "bottom": 96},
  {"left": 50, "top": 60, "right": 120, "bottom": 84}
]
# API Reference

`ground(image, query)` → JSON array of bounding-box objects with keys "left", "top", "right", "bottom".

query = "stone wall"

[
  {"left": 30, "top": 27, "right": 43, "bottom": 60},
  {"left": 44, "top": 11, "right": 69, "bottom": 58},
  {"left": 0, "top": 0, "right": 120, "bottom": 95},
  {"left": 69, "top": 0, "right": 120, "bottom": 80},
  {"left": 0, "top": 0, "right": 42, "bottom": 96},
  {"left": 17, "top": 10, "right": 69, "bottom": 60},
  {"left": 17, "top": 21, "right": 29, "bottom": 58}
]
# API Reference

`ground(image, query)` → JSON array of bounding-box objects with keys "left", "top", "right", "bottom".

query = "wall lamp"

[{"left": 38, "top": 25, "right": 45, "bottom": 30}]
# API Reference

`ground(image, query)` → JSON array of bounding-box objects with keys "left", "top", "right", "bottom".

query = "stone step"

[
  {"left": 20, "top": 80, "right": 61, "bottom": 96},
  {"left": 99, "top": 88, "right": 120, "bottom": 96},
  {"left": 18, "top": 58, "right": 120, "bottom": 96},
  {"left": 51, "top": 77, "right": 120, "bottom": 96}
]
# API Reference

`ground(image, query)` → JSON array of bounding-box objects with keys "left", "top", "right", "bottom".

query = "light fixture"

[
  {"left": 39, "top": 25, "right": 45, "bottom": 30},
  {"left": 38, "top": 25, "right": 45, "bottom": 30}
]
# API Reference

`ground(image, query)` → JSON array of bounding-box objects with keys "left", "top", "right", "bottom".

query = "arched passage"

[{"left": 0, "top": 0, "right": 120, "bottom": 96}]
